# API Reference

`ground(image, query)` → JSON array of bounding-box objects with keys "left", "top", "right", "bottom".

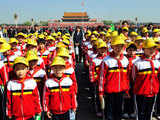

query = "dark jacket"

[{"left": 73, "top": 30, "right": 83, "bottom": 45}]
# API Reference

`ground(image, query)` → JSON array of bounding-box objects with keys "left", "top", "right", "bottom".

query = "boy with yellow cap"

[
  {"left": 0, "top": 42, "right": 16, "bottom": 73},
  {"left": 46, "top": 36, "right": 56, "bottom": 53},
  {"left": 6, "top": 57, "right": 41, "bottom": 120},
  {"left": 132, "top": 38, "right": 160, "bottom": 120},
  {"left": 99, "top": 36, "right": 129, "bottom": 120},
  {"left": 135, "top": 36, "right": 144, "bottom": 57},
  {"left": 0, "top": 38, "right": 7, "bottom": 60},
  {"left": 0, "top": 58, "right": 8, "bottom": 120},
  {"left": 9, "top": 38, "right": 22, "bottom": 57},
  {"left": 122, "top": 42, "right": 139, "bottom": 119},
  {"left": 37, "top": 38, "right": 51, "bottom": 73},
  {"left": 27, "top": 50, "right": 47, "bottom": 99},
  {"left": 56, "top": 47, "right": 78, "bottom": 94},
  {"left": 16, "top": 33, "right": 27, "bottom": 54},
  {"left": 43, "top": 56, "right": 77, "bottom": 120},
  {"left": 89, "top": 41, "right": 108, "bottom": 117}
]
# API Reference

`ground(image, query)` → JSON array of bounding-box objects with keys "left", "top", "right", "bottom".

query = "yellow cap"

[
  {"left": 57, "top": 47, "right": 70, "bottom": 58},
  {"left": 27, "top": 33, "right": 33, "bottom": 38},
  {"left": 143, "top": 38, "right": 157, "bottom": 49},
  {"left": 26, "top": 50, "right": 38, "bottom": 62},
  {"left": 130, "top": 32, "right": 138, "bottom": 36},
  {"left": 33, "top": 32, "right": 38, "bottom": 38},
  {"left": 43, "top": 32, "right": 48, "bottom": 36},
  {"left": 0, "top": 42, "right": 11, "bottom": 53},
  {"left": 46, "top": 36, "right": 55, "bottom": 41},
  {"left": 65, "top": 33, "right": 71, "bottom": 37},
  {"left": 62, "top": 35, "right": 70, "bottom": 40},
  {"left": 120, "top": 33, "right": 128, "bottom": 40},
  {"left": 142, "top": 27, "right": 148, "bottom": 33},
  {"left": 87, "top": 30, "right": 92, "bottom": 36},
  {"left": 153, "top": 29, "right": 160, "bottom": 33},
  {"left": 127, "top": 42, "right": 137, "bottom": 49},
  {"left": 153, "top": 37, "right": 159, "bottom": 43},
  {"left": 57, "top": 32, "right": 62, "bottom": 36},
  {"left": 0, "top": 38, "right": 7, "bottom": 43},
  {"left": 9, "top": 38, "right": 18, "bottom": 44},
  {"left": 38, "top": 34, "right": 45, "bottom": 39},
  {"left": 135, "top": 36, "right": 143, "bottom": 41},
  {"left": 27, "top": 38, "right": 37, "bottom": 46},
  {"left": 111, "top": 31, "right": 118, "bottom": 37},
  {"left": 94, "top": 39, "right": 104, "bottom": 47},
  {"left": 56, "top": 42, "right": 67, "bottom": 48},
  {"left": 62, "top": 39, "right": 70, "bottom": 45},
  {"left": 108, "top": 29, "right": 112, "bottom": 33},
  {"left": 91, "top": 37, "right": 98, "bottom": 41},
  {"left": 93, "top": 31, "right": 99, "bottom": 35},
  {"left": 51, "top": 56, "right": 66, "bottom": 67},
  {"left": 16, "top": 32, "right": 25, "bottom": 37},
  {"left": 13, "top": 57, "right": 29, "bottom": 67},
  {"left": 111, "top": 36, "right": 126, "bottom": 46},
  {"left": 51, "top": 32, "right": 57, "bottom": 37},
  {"left": 105, "top": 32, "right": 111, "bottom": 38},
  {"left": 100, "top": 31, "right": 106, "bottom": 35},
  {"left": 122, "top": 27, "right": 129, "bottom": 31},
  {"left": 97, "top": 41, "right": 107, "bottom": 49}
]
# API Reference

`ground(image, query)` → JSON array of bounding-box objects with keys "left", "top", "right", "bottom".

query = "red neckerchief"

[
  {"left": 152, "top": 50, "right": 159, "bottom": 60},
  {"left": 141, "top": 55, "right": 155, "bottom": 80},
  {"left": 39, "top": 48, "right": 46, "bottom": 57},
  {"left": 110, "top": 52, "right": 124, "bottom": 79},
  {"left": 126, "top": 55, "right": 137, "bottom": 70},
  {"left": 97, "top": 53, "right": 107, "bottom": 59},
  {"left": 16, "top": 76, "right": 31, "bottom": 98},
  {"left": 51, "top": 74, "right": 66, "bottom": 94},
  {"left": 28, "top": 66, "right": 41, "bottom": 77}
]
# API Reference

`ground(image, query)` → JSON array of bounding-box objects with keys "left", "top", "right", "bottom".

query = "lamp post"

[{"left": 14, "top": 13, "right": 18, "bottom": 28}]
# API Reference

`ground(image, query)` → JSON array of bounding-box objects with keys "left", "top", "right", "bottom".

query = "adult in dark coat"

[{"left": 73, "top": 26, "right": 83, "bottom": 63}]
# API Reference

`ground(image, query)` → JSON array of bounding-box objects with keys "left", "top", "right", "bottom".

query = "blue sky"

[{"left": 0, "top": 0, "right": 160, "bottom": 24}]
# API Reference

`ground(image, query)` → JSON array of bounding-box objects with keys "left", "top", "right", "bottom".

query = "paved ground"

[
  {"left": 76, "top": 63, "right": 97, "bottom": 120},
  {"left": 75, "top": 63, "right": 157, "bottom": 120}
]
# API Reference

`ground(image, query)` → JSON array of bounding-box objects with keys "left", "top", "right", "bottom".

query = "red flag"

[{"left": 81, "top": 1, "right": 84, "bottom": 7}]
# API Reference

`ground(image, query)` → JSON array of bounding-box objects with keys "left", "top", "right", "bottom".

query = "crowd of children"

[
  {"left": 1, "top": 24, "right": 160, "bottom": 120},
  {"left": 0, "top": 31, "right": 77, "bottom": 120},
  {"left": 82, "top": 25, "right": 160, "bottom": 120}
]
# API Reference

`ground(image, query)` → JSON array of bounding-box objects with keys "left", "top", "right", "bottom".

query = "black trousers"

[
  {"left": 155, "top": 92, "right": 160, "bottom": 115},
  {"left": 51, "top": 111, "right": 70, "bottom": 120},
  {"left": 123, "top": 88, "right": 135, "bottom": 114},
  {"left": 105, "top": 92, "right": 124, "bottom": 120},
  {"left": 135, "top": 95, "right": 157, "bottom": 120}
]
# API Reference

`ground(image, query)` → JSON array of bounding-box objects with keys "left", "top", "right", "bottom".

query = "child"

[
  {"left": 132, "top": 38, "right": 160, "bottom": 120},
  {"left": 9, "top": 38, "right": 22, "bottom": 56},
  {"left": 99, "top": 36, "right": 129, "bottom": 120},
  {"left": 122, "top": 42, "right": 139, "bottom": 119},
  {"left": 27, "top": 50, "right": 47, "bottom": 99},
  {"left": 43, "top": 56, "right": 77, "bottom": 120},
  {"left": 89, "top": 41, "right": 108, "bottom": 117},
  {"left": 6, "top": 57, "right": 41, "bottom": 120},
  {"left": 0, "top": 60, "right": 8, "bottom": 120}
]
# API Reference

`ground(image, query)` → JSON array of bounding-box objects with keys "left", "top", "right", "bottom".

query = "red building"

[{"left": 48, "top": 12, "right": 104, "bottom": 27}]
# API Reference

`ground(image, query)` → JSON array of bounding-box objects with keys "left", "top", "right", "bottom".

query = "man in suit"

[{"left": 73, "top": 26, "right": 83, "bottom": 63}]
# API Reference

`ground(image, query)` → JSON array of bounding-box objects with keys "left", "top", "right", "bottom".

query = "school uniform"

[
  {"left": 6, "top": 77, "right": 42, "bottom": 120},
  {"left": 43, "top": 74, "right": 77, "bottom": 120},
  {"left": 99, "top": 53, "right": 129, "bottom": 120},
  {"left": 132, "top": 55, "right": 160, "bottom": 120}
]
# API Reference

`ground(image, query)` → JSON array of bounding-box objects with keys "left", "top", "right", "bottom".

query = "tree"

[
  {"left": 39, "top": 21, "right": 48, "bottom": 26},
  {"left": 103, "top": 20, "right": 113, "bottom": 25},
  {"left": 23, "top": 21, "right": 32, "bottom": 26}
]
